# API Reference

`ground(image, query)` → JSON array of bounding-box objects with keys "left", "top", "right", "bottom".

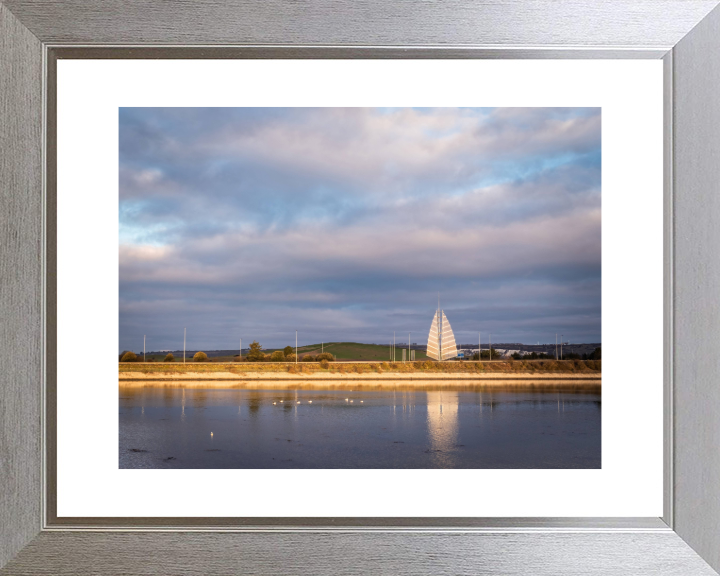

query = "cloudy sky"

[{"left": 119, "top": 107, "right": 601, "bottom": 352}]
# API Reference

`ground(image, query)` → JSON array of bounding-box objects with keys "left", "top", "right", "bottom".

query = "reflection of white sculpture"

[
  {"left": 426, "top": 308, "right": 458, "bottom": 361},
  {"left": 426, "top": 391, "right": 459, "bottom": 452}
]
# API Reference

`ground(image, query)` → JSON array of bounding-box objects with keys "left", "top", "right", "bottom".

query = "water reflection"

[
  {"left": 426, "top": 392, "right": 459, "bottom": 467},
  {"left": 247, "top": 391, "right": 261, "bottom": 416},
  {"left": 119, "top": 384, "right": 601, "bottom": 469}
]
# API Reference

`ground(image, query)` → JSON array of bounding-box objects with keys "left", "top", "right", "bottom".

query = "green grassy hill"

[
  {"left": 294, "top": 342, "right": 428, "bottom": 361},
  {"left": 131, "top": 342, "right": 428, "bottom": 362}
]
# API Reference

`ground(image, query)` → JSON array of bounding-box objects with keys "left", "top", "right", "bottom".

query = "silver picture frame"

[{"left": 2, "top": 1, "right": 720, "bottom": 573}]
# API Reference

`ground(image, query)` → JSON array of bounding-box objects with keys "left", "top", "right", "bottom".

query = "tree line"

[{"left": 119, "top": 340, "right": 336, "bottom": 363}]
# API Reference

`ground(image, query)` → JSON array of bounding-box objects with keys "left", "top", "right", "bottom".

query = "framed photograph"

[{"left": 2, "top": 1, "right": 720, "bottom": 574}]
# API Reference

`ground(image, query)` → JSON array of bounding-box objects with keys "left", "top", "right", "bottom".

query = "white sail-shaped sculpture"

[
  {"left": 427, "top": 311, "right": 440, "bottom": 360},
  {"left": 426, "top": 308, "right": 458, "bottom": 361},
  {"left": 440, "top": 311, "right": 458, "bottom": 360}
]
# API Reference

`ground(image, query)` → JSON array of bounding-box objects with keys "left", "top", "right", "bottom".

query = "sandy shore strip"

[{"left": 119, "top": 372, "right": 600, "bottom": 388}]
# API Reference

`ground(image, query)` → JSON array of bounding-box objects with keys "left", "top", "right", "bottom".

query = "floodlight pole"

[
  {"left": 183, "top": 328, "right": 186, "bottom": 364},
  {"left": 408, "top": 333, "right": 410, "bottom": 363},
  {"left": 143, "top": 335, "right": 146, "bottom": 362},
  {"left": 393, "top": 332, "right": 395, "bottom": 363},
  {"left": 561, "top": 335, "right": 563, "bottom": 360},
  {"left": 489, "top": 333, "right": 491, "bottom": 361},
  {"left": 556, "top": 333, "right": 558, "bottom": 361},
  {"left": 479, "top": 332, "right": 481, "bottom": 361},
  {"left": 295, "top": 331, "right": 297, "bottom": 363},
  {"left": 239, "top": 338, "right": 242, "bottom": 361}
]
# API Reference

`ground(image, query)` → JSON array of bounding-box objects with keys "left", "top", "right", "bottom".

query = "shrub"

[
  {"left": 263, "top": 354, "right": 272, "bottom": 362},
  {"left": 246, "top": 340, "right": 265, "bottom": 362},
  {"left": 320, "top": 359, "right": 329, "bottom": 369},
  {"left": 302, "top": 354, "right": 316, "bottom": 362},
  {"left": 120, "top": 351, "right": 137, "bottom": 362},
  {"left": 193, "top": 351, "right": 208, "bottom": 362},
  {"left": 285, "top": 353, "right": 297, "bottom": 363},
  {"left": 233, "top": 355, "right": 244, "bottom": 362},
  {"left": 164, "top": 353, "right": 174, "bottom": 362},
  {"left": 270, "top": 350, "right": 285, "bottom": 362},
  {"left": 283, "top": 346, "right": 293, "bottom": 357},
  {"left": 316, "top": 352, "right": 335, "bottom": 362}
]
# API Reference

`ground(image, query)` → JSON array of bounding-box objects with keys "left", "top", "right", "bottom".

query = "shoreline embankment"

[
  {"left": 119, "top": 375, "right": 600, "bottom": 390},
  {"left": 119, "top": 360, "right": 600, "bottom": 389}
]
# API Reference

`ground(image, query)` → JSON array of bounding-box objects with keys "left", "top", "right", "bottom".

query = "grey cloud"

[{"left": 119, "top": 107, "right": 601, "bottom": 351}]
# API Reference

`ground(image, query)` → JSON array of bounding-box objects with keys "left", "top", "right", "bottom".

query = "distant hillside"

[
  {"left": 135, "top": 342, "right": 428, "bottom": 362},
  {"left": 294, "top": 342, "right": 428, "bottom": 362},
  {"left": 130, "top": 341, "right": 599, "bottom": 362}
]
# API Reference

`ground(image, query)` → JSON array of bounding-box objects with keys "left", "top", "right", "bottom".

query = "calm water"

[{"left": 119, "top": 385, "right": 601, "bottom": 469}]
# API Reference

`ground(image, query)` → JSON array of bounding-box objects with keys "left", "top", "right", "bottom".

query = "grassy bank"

[{"left": 120, "top": 359, "right": 600, "bottom": 378}]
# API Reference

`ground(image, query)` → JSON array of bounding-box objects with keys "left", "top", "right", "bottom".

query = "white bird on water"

[
  {"left": 297, "top": 401, "right": 301, "bottom": 404},
  {"left": 210, "top": 432, "right": 213, "bottom": 437},
  {"left": 345, "top": 398, "right": 349, "bottom": 402},
  {"left": 273, "top": 402, "right": 277, "bottom": 405},
  {"left": 308, "top": 400, "right": 312, "bottom": 404}
]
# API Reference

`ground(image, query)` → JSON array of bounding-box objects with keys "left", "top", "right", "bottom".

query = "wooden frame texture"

[{"left": 2, "top": 1, "right": 720, "bottom": 574}]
